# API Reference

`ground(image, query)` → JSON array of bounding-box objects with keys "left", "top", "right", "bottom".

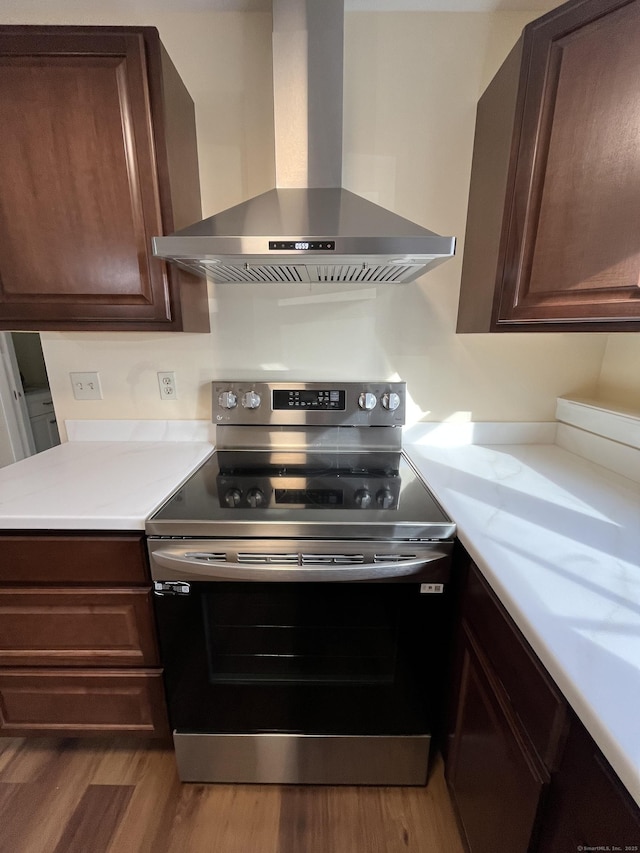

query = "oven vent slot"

[
  {"left": 237, "top": 552, "right": 299, "bottom": 564},
  {"left": 373, "top": 554, "right": 418, "bottom": 563},
  {"left": 301, "top": 554, "right": 365, "bottom": 565},
  {"left": 184, "top": 552, "right": 227, "bottom": 562}
]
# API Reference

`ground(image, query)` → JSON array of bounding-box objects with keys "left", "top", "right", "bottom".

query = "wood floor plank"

[
  {"left": 7, "top": 741, "right": 111, "bottom": 853},
  {"left": 278, "top": 755, "right": 465, "bottom": 853},
  {"left": 52, "top": 784, "right": 134, "bottom": 853},
  {"left": 91, "top": 737, "right": 166, "bottom": 786},
  {"left": 0, "top": 738, "right": 464, "bottom": 853},
  {"left": 0, "top": 738, "right": 22, "bottom": 775},
  {"left": 0, "top": 782, "right": 47, "bottom": 853},
  {"left": 0, "top": 737, "right": 64, "bottom": 782},
  {"left": 162, "top": 784, "right": 282, "bottom": 853},
  {"left": 106, "top": 747, "right": 182, "bottom": 853}
]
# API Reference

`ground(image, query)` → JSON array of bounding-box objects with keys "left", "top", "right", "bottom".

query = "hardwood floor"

[{"left": 0, "top": 738, "right": 464, "bottom": 853}]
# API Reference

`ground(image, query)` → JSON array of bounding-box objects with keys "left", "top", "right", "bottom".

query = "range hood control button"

[
  {"left": 224, "top": 488, "right": 242, "bottom": 507},
  {"left": 242, "top": 391, "right": 261, "bottom": 409},
  {"left": 218, "top": 390, "right": 238, "bottom": 409},
  {"left": 381, "top": 392, "right": 401, "bottom": 411},
  {"left": 376, "top": 488, "right": 395, "bottom": 509},
  {"left": 354, "top": 489, "right": 372, "bottom": 509},
  {"left": 358, "top": 392, "right": 377, "bottom": 411},
  {"left": 246, "top": 488, "right": 265, "bottom": 508}
]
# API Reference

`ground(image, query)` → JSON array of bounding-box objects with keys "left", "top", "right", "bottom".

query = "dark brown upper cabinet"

[
  {"left": 457, "top": 0, "right": 640, "bottom": 333},
  {"left": 0, "top": 26, "right": 209, "bottom": 332}
]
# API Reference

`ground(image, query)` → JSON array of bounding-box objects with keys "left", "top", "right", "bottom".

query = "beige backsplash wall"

[
  {"left": 596, "top": 336, "right": 640, "bottom": 408},
  {"left": 2, "top": 4, "right": 611, "bottom": 433}
]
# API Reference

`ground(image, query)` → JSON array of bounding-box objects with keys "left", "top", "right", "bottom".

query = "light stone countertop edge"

[{"left": 404, "top": 435, "right": 640, "bottom": 808}]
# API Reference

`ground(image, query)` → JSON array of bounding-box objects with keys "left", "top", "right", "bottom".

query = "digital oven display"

[
  {"left": 272, "top": 389, "right": 346, "bottom": 410},
  {"left": 269, "top": 241, "right": 335, "bottom": 251},
  {"left": 275, "top": 489, "right": 343, "bottom": 506}
]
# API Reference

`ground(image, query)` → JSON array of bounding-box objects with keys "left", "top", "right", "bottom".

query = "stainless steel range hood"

[{"left": 153, "top": 0, "right": 455, "bottom": 285}]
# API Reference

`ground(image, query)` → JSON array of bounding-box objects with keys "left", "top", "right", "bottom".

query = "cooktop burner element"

[{"left": 216, "top": 449, "right": 401, "bottom": 511}]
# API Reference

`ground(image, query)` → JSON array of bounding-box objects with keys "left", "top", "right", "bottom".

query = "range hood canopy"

[{"left": 153, "top": 0, "right": 455, "bottom": 284}]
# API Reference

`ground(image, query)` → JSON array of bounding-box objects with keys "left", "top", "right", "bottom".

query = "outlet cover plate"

[{"left": 158, "top": 371, "right": 177, "bottom": 400}]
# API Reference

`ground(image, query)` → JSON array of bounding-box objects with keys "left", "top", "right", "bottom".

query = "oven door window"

[
  {"left": 203, "top": 585, "right": 396, "bottom": 685},
  {"left": 154, "top": 582, "right": 447, "bottom": 737}
]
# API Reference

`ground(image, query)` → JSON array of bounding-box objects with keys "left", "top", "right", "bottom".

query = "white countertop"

[
  {"left": 0, "top": 419, "right": 638, "bottom": 806},
  {"left": 404, "top": 434, "right": 640, "bottom": 808},
  {"left": 0, "top": 439, "right": 213, "bottom": 529}
]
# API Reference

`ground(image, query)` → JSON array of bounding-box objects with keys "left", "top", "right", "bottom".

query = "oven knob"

[
  {"left": 224, "top": 488, "right": 242, "bottom": 507},
  {"left": 246, "top": 487, "right": 265, "bottom": 508},
  {"left": 242, "top": 391, "right": 262, "bottom": 409},
  {"left": 354, "top": 489, "right": 372, "bottom": 509},
  {"left": 218, "top": 390, "right": 238, "bottom": 409},
  {"left": 358, "top": 391, "right": 377, "bottom": 411},
  {"left": 376, "top": 488, "right": 395, "bottom": 509},
  {"left": 381, "top": 392, "right": 401, "bottom": 411}
]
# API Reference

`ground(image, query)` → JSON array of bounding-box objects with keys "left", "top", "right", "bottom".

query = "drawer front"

[
  {"left": 0, "top": 669, "right": 169, "bottom": 737},
  {"left": 463, "top": 563, "right": 567, "bottom": 769},
  {"left": 0, "top": 534, "right": 149, "bottom": 584},
  {"left": 0, "top": 588, "right": 159, "bottom": 667}
]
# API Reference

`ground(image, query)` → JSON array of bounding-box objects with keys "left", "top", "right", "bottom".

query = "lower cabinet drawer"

[
  {"left": 0, "top": 588, "right": 159, "bottom": 667},
  {"left": 0, "top": 534, "right": 150, "bottom": 585},
  {"left": 0, "top": 669, "right": 169, "bottom": 737}
]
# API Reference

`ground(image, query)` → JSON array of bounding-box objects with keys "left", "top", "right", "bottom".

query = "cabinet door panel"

[
  {"left": 29, "top": 413, "right": 60, "bottom": 453},
  {"left": 0, "top": 33, "right": 170, "bottom": 326},
  {"left": 463, "top": 564, "right": 566, "bottom": 769},
  {"left": 458, "top": 0, "right": 640, "bottom": 332},
  {"left": 539, "top": 715, "right": 640, "bottom": 852},
  {"left": 499, "top": 0, "right": 640, "bottom": 326},
  {"left": 0, "top": 669, "right": 168, "bottom": 737},
  {"left": 447, "top": 623, "right": 547, "bottom": 853},
  {"left": 0, "top": 26, "right": 208, "bottom": 332},
  {"left": 0, "top": 588, "right": 159, "bottom": 667}
]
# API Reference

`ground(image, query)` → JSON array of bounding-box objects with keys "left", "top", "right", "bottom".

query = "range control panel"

[{"left": 211, "top": 381, "right": 406, "bottom": 427}]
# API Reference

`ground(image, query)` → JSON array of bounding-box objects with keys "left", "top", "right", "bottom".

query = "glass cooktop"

[{"left": 146, "top": 450, "right": 455, "bottom": 541}]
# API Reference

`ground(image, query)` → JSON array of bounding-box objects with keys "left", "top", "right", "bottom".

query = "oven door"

[{"left": 152, "top": 568, "right": 452, "bottom": 784}]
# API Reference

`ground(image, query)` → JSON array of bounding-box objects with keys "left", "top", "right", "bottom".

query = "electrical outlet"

[
  {"left": 158, "top": 371, "right": 177, "bottom": 400},
  {"left": 70, "top": 372, "right": 102, "bottom": 400}
]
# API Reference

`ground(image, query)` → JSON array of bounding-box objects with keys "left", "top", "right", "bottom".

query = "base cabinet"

[
  {"left": 24, "top": 389, "right": 60, "bottom": 453},
  {"left": 447, "top": 622, "right": 547, "bottom": 853},
  {"left": 0, "top": 532, "right": 169, "bottom": 738},
  {"left": 446, "top": 551, "right": 640, "bottom": 852},
  {"left": 537, "top": 718, "right": 640, "bottom": 852}
]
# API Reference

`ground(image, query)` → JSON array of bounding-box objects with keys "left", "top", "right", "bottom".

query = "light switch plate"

[{"left": 70, "top": 372, "right": 102, "bottom": 400}]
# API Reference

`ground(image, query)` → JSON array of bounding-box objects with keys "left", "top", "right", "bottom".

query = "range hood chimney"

[{"left": 152, "top": 0, "right": 456, "bottom": 284}]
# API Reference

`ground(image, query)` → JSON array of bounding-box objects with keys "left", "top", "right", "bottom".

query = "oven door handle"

[{"left": 150, "top": 549, "right": 450, "bottom": 582}]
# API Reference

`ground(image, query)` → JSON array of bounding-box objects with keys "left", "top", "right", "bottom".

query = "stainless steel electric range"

[{"left": 146, "top": 381, "right": 455, "bottom": 786}]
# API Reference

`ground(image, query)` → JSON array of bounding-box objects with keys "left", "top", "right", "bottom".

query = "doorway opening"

[{"left": 0, "top": 332, "right": 60, "bottom": 468}]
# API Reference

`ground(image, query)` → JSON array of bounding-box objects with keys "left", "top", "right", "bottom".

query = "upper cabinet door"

[
  {"left": 457, "top": 0, "right": 640, "bottom": 333},
  {"left": 0, "top": 27, "right": 209, "bottom": 332}
]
